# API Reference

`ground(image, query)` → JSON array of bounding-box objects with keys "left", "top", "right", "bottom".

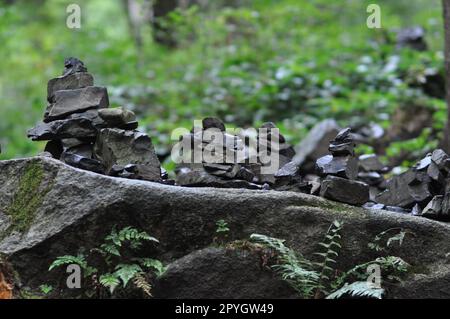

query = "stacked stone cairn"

[
  {"left": 175, "top": 118, "right": 310, "bottom": 191},
  {"left": 315, "top": 128, "right": 370, "bottom": 206},
  {"left": 374, "top": 149, "right": 450, "bottom": 220},
  {"left": 175, "top": 117, "right": 261, "bottom": 189},
  {"left": 28, "top": 57, "right": 167, "bottom": 183}
]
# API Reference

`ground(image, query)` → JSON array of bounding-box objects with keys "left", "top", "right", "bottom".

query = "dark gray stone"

[
  {"left": 328, "top": 127, "right": 355, "bottom": 156},
  {"left": 43, "top": 140, "right": 63, "bottom": 159},
  {"left": 176, "top": 166, "right": 261, "bottom": 189},
  {"left": 408, "top": 180, "right": 433, "bottom": 204},
  {"left": 316, "top": 155, "right": 358, "bottom": 180},
  {"left": 358, "top": 171, "right": 383, "bottom": 186},
  {"left": 98, "top": 107, "right": 136, "bottom": 128},
  {"left": 275, "top": 161, "right": 299, "bottom": 179},
  {"left": 375, "top": 171, "right": 416, "bottom": 208},
  {"left": 202, "top": 117, "right": 225, "bottom": 132},
  {"left": 47, "top": 72, "right": 94, "bottom": 102},
  {"left": 116, "top": 164, "right": 162, "bottom": 182},
  {"left": 61, "top": 152, "right": 104, "bottom": 174},
  {"left": 94, "top": 128, "right": 161, "bottom": 179},
  {"left": 155, "top": 247, "right": 296, "bottom": 299},
  {"left": 320, "top": 175, "right": 369, "bottom": 206},
  {"left": 235, "top": 167, "right": 255, "bottom": 182},
  {"left": 64, "top": 143, "right": 93, "bottom": 159},
  {"left": 44, "top": 86, "right": 109, "bottom": 122},
  {"left": 62, "top": 57, "right": 88, "bottom": 76},
  {"left": 329, "top": 141, "right": 355, "bottom": 156},
  {"left": 65, "top": 109, "right": 107, "bottom": 128},
  {"left": 431, "top": 149, "right": 449, "bottom": 170},
  {"left": 359, "top": 154, "right": 387, "bottom": 172},
  {"left": 27, "top": 118, "right": 97, "bottom": 141},
  {"left": 421, "top": 196, "right": 443, "bottom": 219}
]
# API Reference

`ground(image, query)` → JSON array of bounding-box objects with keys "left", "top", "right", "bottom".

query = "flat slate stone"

[
  {"left": 176, "top": 166, "right": 261, "bottom": 189},
  {"left": 375, "top": 171, "right": 417, "bottom": 208},
  {"left": 27, "top": 117, "right": 97, "bottom": 141},
  {"left": 61, "top": 152, "right": 104, "bottom": 174},
  {"left": 44, "top": 86, "right": 109, "bottom": 122},
  {"left": 316, "top": 155, "right": 358, "bottom": 180},
  {"left": 47, "top": 72, "right": 94, "bottom": 101},
  {"left": 421, "top": 195, "right": 443, "bottom": 219},
  {"left": 320, "top": 175, "right": 369, "bottom": 206},
  {"left": 98, "top": 107, "right": 136, "bottom": 128}
]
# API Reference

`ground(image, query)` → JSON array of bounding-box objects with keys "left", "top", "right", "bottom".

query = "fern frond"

[
  {"left": 114, "top": 264, "right": 143, "bottom": 288},
  {"left": 133, "top": 273, "right": 152, "bottom": 297},
  {"left": 250, "top": 234, "right": 319, "bottom": 298},
  {"left": 136, "top": 258, "right": 167, "bottom": 277},
  {"left": 326, "top": 281, "right": 384, "bottom": 299},
  {"left": 312, "top": 220, "right": 343, "bottom": 298},
  {"left": 49, "top": 254, "right": 87, "bottom": 271},
  {"left": 99, "top": 273, "right": 120, "bottom": 294}
]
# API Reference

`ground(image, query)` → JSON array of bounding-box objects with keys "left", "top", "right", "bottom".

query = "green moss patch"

[{"left": 2, "top": 161, "right": 53, "bottom": 238}]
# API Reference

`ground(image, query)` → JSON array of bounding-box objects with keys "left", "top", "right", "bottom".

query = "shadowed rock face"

[
  {"left": 154, "top": 247, "right": 297, "bottom": 299},
  {"left": 2, "top": 156, "right": 450, "bottom": 298}
]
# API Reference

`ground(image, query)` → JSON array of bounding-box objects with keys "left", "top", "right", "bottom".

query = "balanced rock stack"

[
  {"left": 315, "top": 128, "right": 369, "bottom": 206},
  {"left": 28, "top": 57, "right": 165, "bottom": 183},
  {"left": 175, "top": 117, "right": 261, "bottom": 189},
  {"left": 375, "top": 149, "right": 450, "bottom": 220},
  {"left": 175, "top": 118, "right": 301, "bottom": 190}
]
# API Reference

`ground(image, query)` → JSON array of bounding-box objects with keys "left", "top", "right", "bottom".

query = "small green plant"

[
  {"left": 49, "top": 226, "right": 166, "bottom": 298},
  {"left": 213, "top": 219, "right": 230, "bottom": 245},
  {"left": 39, "top": 284, "right": 53, "bottom": 295},
  {"left": 250, "top": 221, "right": 410, "bottom": 299}
]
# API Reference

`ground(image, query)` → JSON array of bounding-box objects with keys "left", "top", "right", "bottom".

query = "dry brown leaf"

[{"left": 0, "top": 272, "right": 13, "bottom": 299}]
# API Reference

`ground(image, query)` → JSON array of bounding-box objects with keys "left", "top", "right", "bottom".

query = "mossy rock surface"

[
  {"left": 1, "top": 156, "right": 450, "bottom": 298},
  {"left": 2, "top": 160, "right": 53, "bottom": 238}
]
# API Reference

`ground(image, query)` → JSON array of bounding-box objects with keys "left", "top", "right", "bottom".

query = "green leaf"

[
  {"left": 49, "top": 254, "right": 86, "bottom": 271},
  {"left": 114, "top": 264, "right": 143, "bottom": 288},
  {"left": 137, "top": 258, "right": 167, "bottom": 277},
  {"left": 99, "top": 273, "right": 120, "bottom": 294}
]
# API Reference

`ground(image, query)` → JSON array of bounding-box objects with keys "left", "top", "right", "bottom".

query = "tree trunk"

[
  {"left": 442, "top": 0, "right": 450, "bottom": 152},
  {"left": 152, "top": 0, "right": 178, "bottom": 47}
]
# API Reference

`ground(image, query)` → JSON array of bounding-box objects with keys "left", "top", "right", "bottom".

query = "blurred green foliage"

[{"left": 0, "top": 0, "right": 446, "bottom": 171}]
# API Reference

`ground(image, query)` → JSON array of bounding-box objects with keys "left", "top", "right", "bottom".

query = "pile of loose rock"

[
  {"left": 374, "top": 149, "right": 450, "bottom": 220},
  {"left": 27, "top": 57, "right": 167, "bottom": 183}
]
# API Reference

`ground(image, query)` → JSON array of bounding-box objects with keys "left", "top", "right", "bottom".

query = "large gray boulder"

[{"left": 1, "top": 156, "right": 450, "bottom": 298}]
